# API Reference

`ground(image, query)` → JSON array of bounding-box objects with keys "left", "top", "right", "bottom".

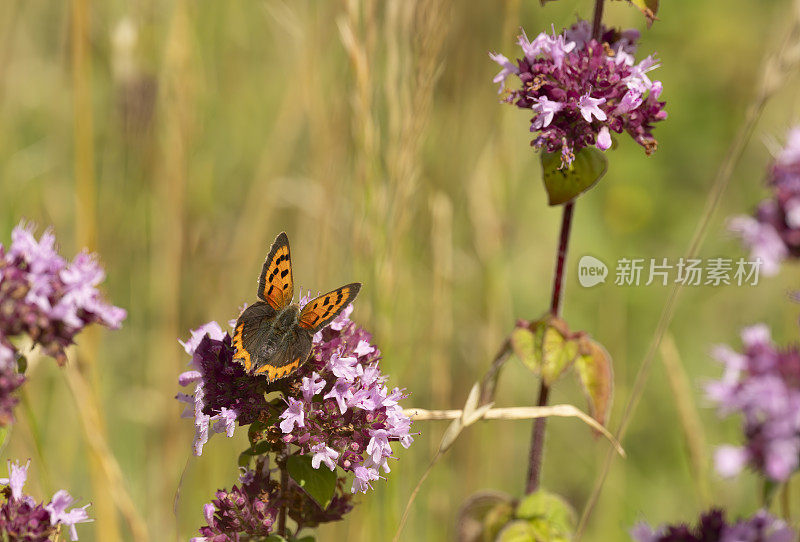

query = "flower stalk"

[
  {"left": 526, "top": 200, "right": 574, "bottom": 493},
  {"left": 525, "top": 0, "right": 606, "bottom": 497}
]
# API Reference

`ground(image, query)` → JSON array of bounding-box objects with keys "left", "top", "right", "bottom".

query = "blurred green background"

[{"left": 2, "top": 0, "right": 800, "bottom": 540}]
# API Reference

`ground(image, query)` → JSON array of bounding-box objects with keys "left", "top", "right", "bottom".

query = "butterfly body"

[{"left": 232, "top": 232, "right": 360, "bottom": 382}]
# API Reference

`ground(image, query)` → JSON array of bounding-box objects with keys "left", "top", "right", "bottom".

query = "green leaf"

[
  {"left": 294, "top": 537, "right": 316, "bottom": 542},
  {"left": 482, "top": 502, "right": 515, "bottom": 542},
  {"left": 541, "top": 147, "right": 608, "bottom": 206},
  {"left": 528, "top": 519, "right": 572, "bottom": 542},
  {"left": 238, "top": 441, "right": 272, "bottom": 468},
  {"left": 511, "top": 327, "right": 539, "bottom": 374},
  {"left": 515, "top": 490, "right": 576, "bottom": 536},
  {"left": 455, "top": 490, "right": 514, "bottom": 542},
  {"left": 263, "top": 536, "right": 289, "bottom": 542},
  {"left": 762, "top": 479, "right": 781, "bottom": 508},
  {"left": 574, "top": 337, "right": 614, "bottom": 426},
  {"left": 540, "top": 323, "right": 578, "bottom": 386},
  {"left": 286, "top": 454, "right": 337, "bottom": 509},
  {"left": 0, "top": 427, "right": 9, "bottom": 451},
  {"left": 15, "top": 355, "right": 27, "bottom": 374},
  {"left": 496, "top": 520, "right": 536, "bottom": 542},
  {"left": 628, "top": 0, "right": 659, "bottom": 26},
  {"left": 242, "top": 441, "right": 270, "bottom": 456},
  {"left": 513, "top": 317, "right": 579, "bottom": 384}
]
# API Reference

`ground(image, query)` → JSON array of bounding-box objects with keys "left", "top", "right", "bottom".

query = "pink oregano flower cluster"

[
  {"left": 278, "top": 295, "right": 413, "bottom": 494},
  {"left": 705, "top": 324, "right": 800, "bottom": 482},
  {"left": 0, "top": 459, "right": 92, "bottom": 541},
  {"left": 0, "top": 222, "right": 126, "bottom": 425},
  {"left": 0, "top": 223, "right": 126, "bottom": 363},
  {"left": 176, "top": 294, "right": 414, "bottom": 494},
  {"left": 729, "top": 127, "right": 800, "bottom": 275},
  {"left": 491, "top": 19, "right": 667, "bottom": 167}
]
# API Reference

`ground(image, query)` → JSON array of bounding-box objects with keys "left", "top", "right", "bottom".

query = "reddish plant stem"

[
  {"left": 526, "top": 201, "right": 575, "bottom": 493},
  {"left": 592, "top": 0, "right": 606, "bottom": 41},
  {"left": 525, "top": 380, "right": 552, "bottom": 493},
  {"left": 525, "top": 0, "right": 605, "bottom": 495},
  {"left": 549, "top": 202, "right": 575, "bottom": 316}
]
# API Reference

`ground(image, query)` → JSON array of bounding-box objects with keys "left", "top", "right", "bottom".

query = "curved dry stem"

[
  {"left": 172, "top": 455, "right": 192, "bottom": 529},
  {"left": 405, "top": 405, "right": 625, "bottom": 457}
]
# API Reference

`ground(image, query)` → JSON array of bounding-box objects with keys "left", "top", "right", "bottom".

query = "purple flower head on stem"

[
  {"left": 730, "top": 127, "right": 800, "bottom": 275},
  {"left": 276, "top": 294, "right": 414, "bottom": 493},
  {"left": 194, "top": 458, "right": 279, "bottom": 541},
  {"left": 177, "top": 292, "right": 413, "bottom": 508},
  {"left": 178, "top": 288, "right": 413, "bottom": 536},
  {"left": 491, "top": 19, "right": 667, "bottom": 167},
  {"left": 706, "top": 324, "right": 800, "bottom": 482},
  {"left": 0, "top": 222, "right": 126, "bottom": 368},
  {"left": 0, "top": 349, "right": 24, "bottom": 427},
  {"left": 631, "top": 508, "right": 795, "bottom": 542},
  {"left": 0, "top": 459, "right": 92, "bottom": 541},
  {"left": 193, "top": 456, "right": 356, "bottom": 540},
  {"left": 177, "top": 322, "right": 268, "bottom": 455}
]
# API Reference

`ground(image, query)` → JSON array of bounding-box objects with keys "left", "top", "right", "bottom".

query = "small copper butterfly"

[{"left": 232, "top": 232, "right": 361, "bottom": 382}]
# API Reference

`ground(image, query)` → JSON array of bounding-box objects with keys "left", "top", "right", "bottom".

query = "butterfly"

[{"left": 232, "top": 232, "right": 361, "bottom": 382}]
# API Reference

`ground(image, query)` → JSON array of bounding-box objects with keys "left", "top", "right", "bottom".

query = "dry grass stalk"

[
  {"left": 65, "top": 363, "right": 149, "bottom": 541},
  {"left": 71, "top": 0, "right": 122, "bottom": 538},
  {"left": 659, "top": 333, "right": 711, "bottom": 506},
  {"left": 149, "top": 2, "right": 195, "bottom": 536},
  {"left": 404, "top": 405, "right": 625, "bottom": 457},
  {"left": 429, "top": 191, "right": 455, "bottom": 408}
]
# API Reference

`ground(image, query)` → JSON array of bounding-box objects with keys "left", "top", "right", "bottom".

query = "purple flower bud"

[{"left": 195, "top": 460, "right": 279, "bottom": 540}]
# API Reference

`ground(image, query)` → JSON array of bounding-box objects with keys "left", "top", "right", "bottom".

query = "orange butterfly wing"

[
  {"left": 298, "top": 283, "right": 361, "bottom": 332},
  {"left": 258, "top": 232, "right": 294, "bottom": 310}
]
